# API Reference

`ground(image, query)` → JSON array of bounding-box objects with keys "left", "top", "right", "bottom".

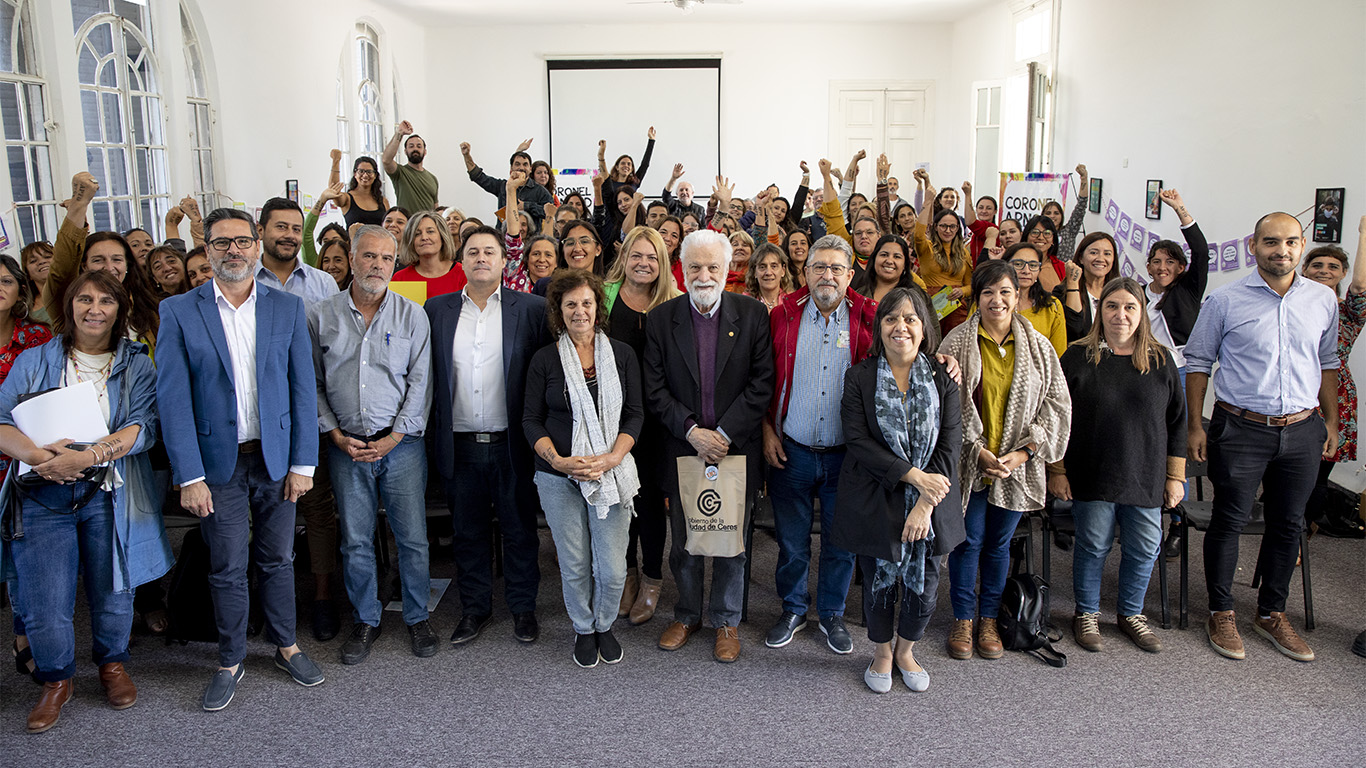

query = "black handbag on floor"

[{"left": 997, "top": 573, "right": 1067, "bottom": 668}]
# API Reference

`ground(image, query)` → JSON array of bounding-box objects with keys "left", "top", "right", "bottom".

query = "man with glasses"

[
  {"left": 157, "top": 208, "right": 324, "bottom": 711},
  {"left": 382, "top": 120, "right": 439, "bottom": 214},
  {"left": 762, "top": 235, "right": 877, "bottom": 654}
]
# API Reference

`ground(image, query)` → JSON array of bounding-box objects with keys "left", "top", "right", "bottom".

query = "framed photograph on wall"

[
  {"left": 1314, "top": 187, "right": 1345, "bottom": 243},
  {"left": 1089, "top": 178, "right": 1102, "bottom": 213},
  {"left": 1145, "top": 180, "right": 1163, "bottom": 220}
]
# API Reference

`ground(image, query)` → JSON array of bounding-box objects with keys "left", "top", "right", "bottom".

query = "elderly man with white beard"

[{"left": 644, "top": 230, "right": 775, "bottom": 663}]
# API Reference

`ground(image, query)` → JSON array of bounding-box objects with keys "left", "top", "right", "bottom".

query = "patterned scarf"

[
  {"left": 872, "top": 354, "right": 940, "bottom": 593},
  {"left": 557, "top": 331, "right": 640, "bottom": 519}
]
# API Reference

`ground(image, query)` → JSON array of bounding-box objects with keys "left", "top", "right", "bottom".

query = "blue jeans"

[
  {"left": 535, "top": 472, "right": 631, "bottom": 634},
  {"left": 769, "top": 438, "right": 855, "bottom": 619},
  {"left": 331, "top": 436, "right": 430, "bottom": 627},
  {"left": 1071, "top": 500, "right": 1162, "bottom": 616},
  {"left": 948, "top": 488, "right": 1024, "bottom": 620},
  {"left": 10, "top": 483, "right": 131, "bottom": 682}
]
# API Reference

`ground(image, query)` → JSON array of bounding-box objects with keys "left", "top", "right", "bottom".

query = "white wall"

[{"left": 420, "top": 21, "right": 956, "bottom": 223}]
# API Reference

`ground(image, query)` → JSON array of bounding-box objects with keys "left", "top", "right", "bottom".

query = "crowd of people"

[{"left": 1, "top": 120, "right": 1363, "bottom": 733}]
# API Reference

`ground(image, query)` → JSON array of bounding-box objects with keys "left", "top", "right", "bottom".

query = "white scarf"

[{"left": 557, "top": 331, "right": 640, "bottom": 519}]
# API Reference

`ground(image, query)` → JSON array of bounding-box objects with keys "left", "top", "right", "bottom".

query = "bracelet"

[
  {"left": 389, "top": 433, "right": 401, "bottom": 445},
  {"left": 1066, "top": 288, "right": 1081, "bottom": 292}
]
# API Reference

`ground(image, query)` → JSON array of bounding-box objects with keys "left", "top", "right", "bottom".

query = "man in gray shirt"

[{"left": 308, "top": 225, "right": 436, "bottom": 664}]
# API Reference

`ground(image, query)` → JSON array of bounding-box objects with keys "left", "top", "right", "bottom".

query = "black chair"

[{"left": 1041, "top": 498, "right": 1172, "bottom": 629}]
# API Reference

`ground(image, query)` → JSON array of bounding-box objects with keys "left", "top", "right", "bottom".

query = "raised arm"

[
  {"left": 818, "top": 159, "right": 851, "bottom": 243},
  {"left": 381, "top": 120, "right": 412, "bottom": 176},
  {"left": 328, "top": 148, "right": 343, "bottom": 189},
  {"left": 164, "top": 202, "right": 185, "bottom": 245},
  {"left": 915, "top": 169, "right": 936, "bottom": 227},
  {"left": 1352, "top": 216, "right": 1366, "bottom": 295},
  {"left": 709, "top": 176, "right": 734, "bottom": 231},
  {"left": 664, "top": 163, "right": 683, "bottom": 195},
  {"left": 622, "top": 190, "right": 645, "bottom": 235},
  {"left": 180, "top": 195, "right": 205, "bottom": 248},
  {"left": 597, "top": 139, "right": 608, "bottom": 176},
  {"left": 1056, "top": 163, "right": 1089, "bottom": 259},
  {"left": 505, "top": 172, "right": 525, "bottom": 239},
  {"left": 875, "top": 154, "right": 892, "bottom": 234},
  {"left": 962, "top": 181, "right": 976, "bottom": 226},
  {"left": 635, "top": 127, "right": 656, "bottom": 183},
  {"left": 843, "top": 150, "right": 865, "bottom": 198}
]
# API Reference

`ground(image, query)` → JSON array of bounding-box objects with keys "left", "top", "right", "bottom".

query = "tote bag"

[{"left": 676, "top": 455, "right": 746, "bottom": 557}]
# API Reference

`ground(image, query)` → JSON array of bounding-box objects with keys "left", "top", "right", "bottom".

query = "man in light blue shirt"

[{"left": 1185, "top": 211, "right": 1339, "bottom": 664}]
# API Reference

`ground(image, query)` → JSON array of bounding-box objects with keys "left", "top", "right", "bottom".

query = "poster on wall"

[
  {"left": 1145, "top": 180, "right": 1163, "bottom": 220},
  {"left": 1314, "top": 187, "right": 1344, "bottom": 243},
  {"left": 997, "top": 172, "right": 1071, "bottom": 228},
  {"left": 555, "top": 169, "right": 597, "bottom": 214},
  {"left": 1089, "top": 178, "right": 1103, "bottom": 213}
]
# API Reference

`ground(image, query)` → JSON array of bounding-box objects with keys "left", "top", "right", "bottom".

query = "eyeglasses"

[
  {"left": 566, "top": 237, "right": 597, "bottom": 248},
  {"left": 1009, "top": 259, "right": 1042, "bottom": 272},
  {"left": 207, "top": 236, "right": 258, "bottom": 252},
  {"left": 355, "top": 170, "right": 376, "bottom": 178},
  {"left": 936, "top": 223, "right": 959, "bottom": 230},
  {"left": 1028, "top": 230, "right": 1054, "bottom": 240},
  {"left": 806, "top": 263, "right": 849, "bottom": 276}
]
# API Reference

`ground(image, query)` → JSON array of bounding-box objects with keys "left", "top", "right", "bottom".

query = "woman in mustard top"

[{"left": 913, "top": 209, "right": 974, "bottom": 334}]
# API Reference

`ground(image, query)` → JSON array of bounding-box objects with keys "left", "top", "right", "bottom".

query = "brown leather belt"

[{"left": 1215, "top": 401, "right": 1312, "bottom": 427}]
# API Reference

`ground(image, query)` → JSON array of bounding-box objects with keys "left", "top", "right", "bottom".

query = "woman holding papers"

[{"left": 0, "top": 270, "right": 171, "bottom": 733}]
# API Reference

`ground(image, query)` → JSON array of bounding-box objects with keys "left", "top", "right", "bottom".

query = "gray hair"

[
  {"left": 809, "top": 234, "right": 853, "bottom": 265},
  {"left": 351, "top": 224, "right": 397, "bottom": 256},
  {"left": 680, "top": 228, "right": 732, "bottom": 269}
]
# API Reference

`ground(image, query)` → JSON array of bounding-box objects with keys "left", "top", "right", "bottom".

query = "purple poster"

[
  {"left": 1208, "top": 243, "right": 1219, "bottom": 272},
  {"left": 1120, "top": 255, "right": 1134, "bottom": 278},
  {"left": 1243, "top": 235, "right": 1256, "bottom": 267},
  {"left": 1146, "top": 230, "right": 1161, "bottom": 257},
  {"left": 1105, "top": 200, "right": 1120, "bottom": 228},
  {"left": 1220, "top": 239, "right": 1240, "bottom": 271},
  {"left": 1117, "top": 213, "right": 1133, "bottom": 244},
  {"left": 1130, "top": 223, "right": 1147, "bottom": 251}
]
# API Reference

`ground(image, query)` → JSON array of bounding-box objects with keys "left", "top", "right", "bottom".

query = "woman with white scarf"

[{"left": 524, "top": 269, "right": 644, "bottom": 668}]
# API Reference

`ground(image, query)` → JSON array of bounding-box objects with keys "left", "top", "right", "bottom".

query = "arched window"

[
  {"left": 180, "top": 3, "right": 217, "bottom": 213},
  {"left": 0, "top": 0, "right": 57, "bottom": 244},
  {"left": 354, "top": 22, "right": 382, "bottom": 158},
  {"left": 74, "top": 1, "right": 171, "bottom": 237},
  {"left": 335, "top": 62, "right": 349, "bottom": 169}
]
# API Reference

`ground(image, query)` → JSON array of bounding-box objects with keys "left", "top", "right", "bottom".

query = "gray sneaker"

[
  {"left": 274, "top": 649, "right": 325, "bottom": 687},
  {"left": 202, "top": 666, "right": 244, "bottom": 712},
  {"left": 820, "top": 615, "right": 853, "bottom": 655}
]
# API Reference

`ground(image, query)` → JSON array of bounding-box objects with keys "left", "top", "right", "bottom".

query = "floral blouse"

[
  {"left": 0, "top": 319, "right": 55, "bottom": 479},
  {"left": 1332, "top": 290, "right": 1366, "bottom": 462}
]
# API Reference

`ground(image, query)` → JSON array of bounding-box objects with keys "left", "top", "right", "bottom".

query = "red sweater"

[{"left": 766, "top": 286, "right": 877, "bottom": 432}]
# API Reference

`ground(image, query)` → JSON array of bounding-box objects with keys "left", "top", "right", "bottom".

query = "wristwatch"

[{"left": 1018, "top": 445, "right": 1036, "bottom": 461}]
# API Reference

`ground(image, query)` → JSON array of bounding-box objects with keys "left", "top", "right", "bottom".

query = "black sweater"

[
  {"left": 523, "top": 338, "right": 644, "bottom": 477},
  {"left": 1059, "top": 345, "right": 1186, "bottom": 507}
]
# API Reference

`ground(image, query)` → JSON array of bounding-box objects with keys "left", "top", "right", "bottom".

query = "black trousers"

[
  {"left": 1204, "top": 409, "right": 1324, "bottom": 614},
  {"left": 446, "top": 437, "right": 540, "bottom": 616},
  {"left": 860, "top": 554, "right": 942, "bottom": 644}
]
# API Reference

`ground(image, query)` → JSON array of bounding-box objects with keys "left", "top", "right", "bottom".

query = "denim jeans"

[
  {"left": 1071, "top": 500, "right": 1162, "bottom": 616},
  {"left": 535, "top": 472, "right": 631, "bottom": 634},
  {"left": 10, "top": 484, "right": 131, "bottom": 682},
  {"left": 331, "top": 436, "right": 430, "bottom": 627},
  {"left": 948, "top": 488, "right": 1024, "bottom": 620},
  {"left": 769, "top": 438, "right": 855, "bottom": 619}
]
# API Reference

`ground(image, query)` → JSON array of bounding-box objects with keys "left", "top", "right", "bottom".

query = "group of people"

[{"left": 1, "top": 121, "right": 1362, "bottom": 734}]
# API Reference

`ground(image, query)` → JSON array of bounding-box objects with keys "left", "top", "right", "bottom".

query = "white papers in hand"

[{"left": 11, "top": 380, "right": 106, "bottom": 475}]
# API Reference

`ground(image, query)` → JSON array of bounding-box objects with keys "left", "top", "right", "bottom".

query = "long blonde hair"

[
  {"left": 606, "top": 226, "right": 680, "bottom": 312},
  {"left": 1073, "top": 276, "right": 1167, "bottom": 375}
]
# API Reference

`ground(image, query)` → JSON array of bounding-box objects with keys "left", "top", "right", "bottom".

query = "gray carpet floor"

[{"left": 3, "top": 514, "right": 1365, "bottom": 766}]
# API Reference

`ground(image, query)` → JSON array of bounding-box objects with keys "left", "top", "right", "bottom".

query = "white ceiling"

[{"left": 374, "top": 0, "right": 997, "bottom": 26}]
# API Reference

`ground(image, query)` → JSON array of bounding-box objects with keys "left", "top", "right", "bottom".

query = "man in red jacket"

[{"left": 761, "top": 235, "right": 877, "bottom": 654}]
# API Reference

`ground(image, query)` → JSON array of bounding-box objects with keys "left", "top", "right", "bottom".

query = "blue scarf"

[{"left": 872, "top": 354, "right": 940, "bottom": 594}]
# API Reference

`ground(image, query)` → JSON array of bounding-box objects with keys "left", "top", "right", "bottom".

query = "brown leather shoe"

[
  {"left": 1253, "top": 612, "right": 1315, "bottom": 662},
  {"left": 713, "top": 626, "right": 740, "bottom": 663},
  {"left": 99, "top": 662, "right": 138, "bottom": 709},
  {"left": 618, "top": 568, "right": 640, "bottom": 618},
  {"left": 658, "top": 620, "right": 701, "bottom": 651},
  {"left": 629, "top": 576, "right": 662, "bottom": 625},
  {"left": 947, "top": 619, "right": 973, "bottom": 659},
  {"left": 977, "top": 618, "right": 1004, "bottom": 659},
  {"left": 27, "top": 679, "right": 73, "bottom": 734},
  {"left": 1207, "top": 610, "right": 1245, "bottom": 660}
]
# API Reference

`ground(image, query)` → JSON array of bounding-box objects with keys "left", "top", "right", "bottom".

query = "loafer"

[
  {"left": 659, "top": 621, "right": 702, "bottom": 651},
  {"left": 819, "top": 615, "right": 853, "bottom": 655},
  {"left": 573, "top": 633, "right": 599, "bottom": 668},
  {"left": 311, "top": 600, "right": 339, "bottom": 642},
  {"left": 597, "top": 630, "right": 623, "bottom": 664},
  {"left": 340, "top": 623, "right": 382, "bottom": 665},
  {"left": 450, "top": 614, "right": 492, "bottom": 646},
  {"left": 274, "top": 650, "right": 325, "bottom": 687},
  {"left": 409, "top": 620, "right": 439, "bottom": 658},
  {"left": 513, "top": 612, "right": 539, "bottom": 644},
  {"left": 765, "top": 611, "right": 808, "bottom": 649},
  {"left": 899, "top": 664, "right": 930, "bottom": 693},
  {"left": 99, "top": 662, "right": 138, "bottom": 709},
  {"left": 863, "top": 663, "right": 893, "bottom": 694},
  {"left": 27, "top": 679, "right": 73, "bottom": 733},
  {"left": 202, "top": 666, "right": 244, "bottom": 712}
]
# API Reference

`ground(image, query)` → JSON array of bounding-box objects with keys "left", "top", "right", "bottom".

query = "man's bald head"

[{"left": 1254, "top": 211, "right": 1301, "bottom": 239}]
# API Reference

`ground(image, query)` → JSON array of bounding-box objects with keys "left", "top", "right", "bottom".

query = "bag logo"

[{"left": 697, "top": 488, "right": 722, "bottom": 517}]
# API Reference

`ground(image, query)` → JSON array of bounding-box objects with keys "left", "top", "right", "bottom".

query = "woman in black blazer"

[{"left": 832, "top": 286, "right": 962, "bottom": 694}]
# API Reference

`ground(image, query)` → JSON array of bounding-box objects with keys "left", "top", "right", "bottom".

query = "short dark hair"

[
  {"left": 259, "top": 197, "right": 302, "bottom": 229},
  {"left": 319, "top": 222, "right": 348, "bottom": 245},
  {"left": 385, "top": 205, "right": 411, "bottom": 219},
  {"left": 0, "top": 254, "right": 33, "bottom": 320},
  {"left": 123, "top": 227, "right": 151, "bottom": 241},
  {"left": 460, "top": 225, "right": 507, "bottom": 259},
  {"left": 545, "top": 268, "right": 608, "bottom": 338},
  {"left": 1074, "top": 231, "right": 1121, "bottom": 285},
  {"left": 1148, "top": 238, "right": 1187, "bottom": 266},
  {"left": 1304, "top": 245, "right": 1349, "bottom": 272},
  {"left": 509, "top": 151, "right": 532, "bottom": 167},
  {"left": 1022, "top": 214, "right": 1059, "bottom": 257},
  {"left": 404, "top": 134, "right": 424, "bottom": 149},
  {"left": 558, "top": 219, "right": 603, "bottom": 274},
  {"left": 61, "top": 269, "right": 130, "bottom": 353},
  {"left": 647, "top": 200, "right": 669, "bottom": 213},
  {"left": 204, "top": 207, "right": 258, "bottom": 242},
  {"left": 869, "top": 284, "right": 940, "bottom": 359},
  {"left": 971, "top": 257, "right": 1020, "bottom": 307},
  {"left": 1002, "top": 243, "right": 1051, "bottom": 312}
]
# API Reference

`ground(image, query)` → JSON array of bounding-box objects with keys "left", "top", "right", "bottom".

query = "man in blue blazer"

[
  {"left": 426, "top": 225, "right": 548, "bottom": 646},
  {"left": 156, "top": 208, "right": 324, "bottom": 712}
]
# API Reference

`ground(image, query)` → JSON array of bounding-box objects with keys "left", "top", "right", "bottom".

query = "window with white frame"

[
  {"left": 180, "top": 3, "right": 216, "bottom": 214},
  {"left": 74, "top": 0, "right": 171, "bottom": 238},
  {"left": 971, "top": 83, "right": 1002, "bottom": 201},
  {"left": 1009, "top": 0, "right": 1056, "bottom": 172},
  {"left": 354, "top": 23, "right": 382, "bottom": 159},
  {"left": 0, "top": 0, "right": 58, "bottom": 245},
  {"left": 335, "top": 63, "right": 349, "bottom": 169}
]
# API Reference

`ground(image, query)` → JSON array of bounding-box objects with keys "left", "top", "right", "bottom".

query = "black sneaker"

[
  {"left": 311, "top": 599, "right": 340, "bottom": 642},
  {"left": 820, "top": 615, "right": 854, "bottom": 655},
  {"left": 408, "top": 620, "right": 439, "bottom": 658},
  {"left": 1162, "top": 527, "right": 1182, "bottom": 560},
  {"left": 573, "top": 633, "right": 599, "bottom": 668},
  {"left": 339, "top": 623, "right": 381, "bottom": 665},
  {"left": 597, "top": 630, "right": 623, "bottom": 664},
  {"left": 513, "top": 612, "right": 540, "bottom": 643},
  {"left": 765, "top": 611, "right": 809, "bottom": 648},
  {"left": 449, "top": 614, "right": 492, "bottom": 646}
]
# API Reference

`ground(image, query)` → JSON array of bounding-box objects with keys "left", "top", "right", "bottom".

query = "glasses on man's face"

[
  {"left": 807, "top": 263, "right": 848, "bottom": 277},
  {"left": 1009, "top": 259, "right": 1042, "bottom": 273},
  {"left": 208, "top": 236, "right": 257, "bottom": 253}
]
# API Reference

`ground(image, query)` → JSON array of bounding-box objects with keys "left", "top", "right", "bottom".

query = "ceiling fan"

[{"left": 628, "top": 0, "right": 744, "bottom": 13}]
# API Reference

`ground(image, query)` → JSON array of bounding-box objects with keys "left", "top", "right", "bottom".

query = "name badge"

[{"left": 836, "top": 330, "right": 850, "bottom": 349}]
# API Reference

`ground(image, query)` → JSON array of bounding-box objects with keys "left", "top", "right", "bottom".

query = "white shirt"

[
  {"left": 451, "top": 288, "right": 507, "bottom": 432},
  {"left": 1146, "top": 283, "right": 1187, "bottom": 368}
]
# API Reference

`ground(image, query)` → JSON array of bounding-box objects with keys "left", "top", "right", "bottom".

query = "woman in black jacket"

[{"left": 833, "top": 286, "right": 962, "bottom": 694}]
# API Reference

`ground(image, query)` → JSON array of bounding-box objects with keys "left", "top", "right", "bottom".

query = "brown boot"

[
  {"left": 629, "top": 576, "right": 662, "bottom": 625},
  {"left": 713, "top": 626, "right": 740, "bottom": 663},
  {"left": 658, "top": 620, "right": 701, "bottom": 651},
  {"left": 27, "top": 679, "right": 73, "bottom": 734},
  {"left": 947, "top": 619, "right": 973, "bottom": 659},
  {"left": 618, "top": 568, "right": 640, "bottom": 618},
  {"left": 1253, "top": 612, "right": 1315, "bottom": 662},
  {"left": 977, "top": 618, "right": 1004, "bottom": 659},
  {"left": 99, "top": 662, "right": 138, "bottom": 710}
]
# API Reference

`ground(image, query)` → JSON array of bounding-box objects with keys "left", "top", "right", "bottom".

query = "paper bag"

[{"left": 676, "top": 455, "right": 746, "bottom": 557}]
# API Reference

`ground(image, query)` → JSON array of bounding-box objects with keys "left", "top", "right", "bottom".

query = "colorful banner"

[
  {"left": 1088, "top": 193, "right": 1262, "bottom": 276},
  {"left": 998, "top": 172, "right": 1071, "bottom": 227},
  {"left": 554, "top": 168, "right": 596, "bottom": 211}
]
